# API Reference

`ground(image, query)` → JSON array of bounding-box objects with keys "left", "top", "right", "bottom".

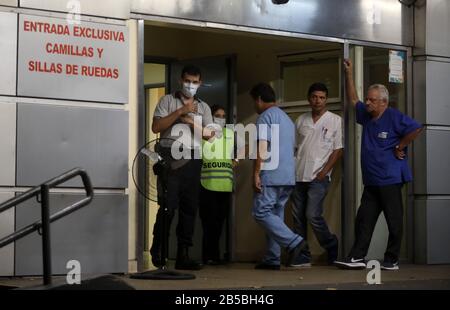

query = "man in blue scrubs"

[
  {"left": 335, "top": 59, "right": 422, "bottom": 271},
  {"left": 250, "top": 83, "right": 306, "bottom": 270}
]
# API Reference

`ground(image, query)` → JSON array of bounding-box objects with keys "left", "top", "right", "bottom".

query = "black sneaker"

[
  {"left": 334, "top": 257, "right": 366, "bottom": 270},
  {"left": 254, "top": 262, "right": 280, "bottom": 270},
  {"left": 288, "top": 254, "right": 311, "bottom": 268},
  {"left": 150, "top": 247, "right": 163, "bottom": 268},
  {"left": 381, "top": 261, "right": 399, "bottom": 271},
  {"left": 285, "top": 239, "right": 307, "bottom": 267}
]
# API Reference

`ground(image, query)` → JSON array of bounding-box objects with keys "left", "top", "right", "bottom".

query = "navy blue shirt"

[
  {"left": 356, "top": 101, "right": 421, "bottom": 186},
  {"left": 256, "top": 106, "right": 296, "bottom": 186}
]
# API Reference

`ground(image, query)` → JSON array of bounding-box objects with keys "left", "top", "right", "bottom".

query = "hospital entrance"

[{"left": 139, "top": 21, "right": 410, "bottom": 267}]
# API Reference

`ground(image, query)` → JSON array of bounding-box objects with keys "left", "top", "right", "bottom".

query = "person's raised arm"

[{"left": 343, "top": 59, "right": 359, "bottom": 107}]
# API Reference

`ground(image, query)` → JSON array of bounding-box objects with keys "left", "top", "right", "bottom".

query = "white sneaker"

[{"left": 334, "top": 257, "right": 367, "bottom": 270}]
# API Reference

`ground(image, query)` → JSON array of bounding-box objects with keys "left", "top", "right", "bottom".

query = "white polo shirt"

[{"left": 295, "top": 111, "right": 343, "bottom": 182}]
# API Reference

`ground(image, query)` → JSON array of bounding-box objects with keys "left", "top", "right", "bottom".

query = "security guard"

[{"left": 199, "top": 104, "right": 236, "bottom": 265}]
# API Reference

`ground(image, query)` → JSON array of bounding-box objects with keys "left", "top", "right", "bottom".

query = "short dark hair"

[
  {"left": 249, "top": 83, "right": 276, "bottom": 103},
  {"left": 211, "top": 104, "right": 226, "bottom": 115},
  {"left": 181, "top": 64, "right": 202, "bottom": 80},
  {"left": 307, "top": 82, "right": 328, "bottom": 98}
]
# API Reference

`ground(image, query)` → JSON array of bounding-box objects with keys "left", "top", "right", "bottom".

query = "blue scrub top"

[
  {"left": 256, "top": 106, "right": 296, "bottom": 186},
  {"left": 356, "top": 101, "right": 422, "bottom": 186}
]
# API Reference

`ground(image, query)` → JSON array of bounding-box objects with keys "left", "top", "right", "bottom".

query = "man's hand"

[
  {"left": 180, "top": 101, "right": 197, "bottom": 115},
  {"left": 343, "top": 58, "right": 359, "bottom": 106},
  {"left": 395, "top": 127, "right": 422, "bottom": 160},
  {"left": 343, "top": 59, "right": 353, "bottom": 74},
  {"left": 394, "top": 145, "right": 406, "bottom": 160},
  {"left": 203, "top": 127, "right": 216, "bottom": 140},
  {"left": 203, "top": 123, "right": 221, "bottom": 141},
  {"left": 253, "top": 174, "right": 262, "bottom": 193},
  {"left": 315, "top": 170, "right": 328, "bottom": 182}
]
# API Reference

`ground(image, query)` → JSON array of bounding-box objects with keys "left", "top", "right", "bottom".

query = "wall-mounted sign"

[
  {"left": 17, "top": 14, "right": 129, "bottom": 103},
  {"left": 389, "top": 50, "right": 405, "bottom": 84}
]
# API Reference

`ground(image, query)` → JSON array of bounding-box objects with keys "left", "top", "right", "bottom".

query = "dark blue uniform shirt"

[{"left": 356, "top": 101, "right": 421, "bottom": 186}]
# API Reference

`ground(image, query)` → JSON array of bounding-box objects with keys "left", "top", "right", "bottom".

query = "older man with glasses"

[{"left": 334, "top": 59, "right": 422, "bottom": 271}]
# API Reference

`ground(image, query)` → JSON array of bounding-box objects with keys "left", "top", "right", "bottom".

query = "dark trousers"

[
  {"left": 152, "top": 159, "right": 202, "bottom": 250},
  {"left": 291, "top": 179, "right": 337, "bottom": 258},
  {"left": 349, "top": 184, "right": 403, "bottom": 262},
  {"left": 199, "top": 187, "right": 230, "bottom": 262}
]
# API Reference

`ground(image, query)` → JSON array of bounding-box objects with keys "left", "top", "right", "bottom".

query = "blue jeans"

[
  {"left": 253, "top": 185, "right": 303, "bottom": 265},
  {"left": 291, "top": 179, "right": 336, "bottom": 258}
]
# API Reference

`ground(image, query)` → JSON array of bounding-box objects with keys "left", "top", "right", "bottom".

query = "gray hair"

[{"left": 368, "top": 84, "right": 389, "bottom": 103}]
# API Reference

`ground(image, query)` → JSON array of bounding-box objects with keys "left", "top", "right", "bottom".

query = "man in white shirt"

[{"left": 290, "top": 83, "right": 343, "bottom": 267}]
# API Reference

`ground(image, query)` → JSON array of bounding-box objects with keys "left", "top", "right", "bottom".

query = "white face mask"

[
  {"left": 213, "top": 117, "right": 226, "bottom": 128},
  {"left": 182, "top": 82, "right": 200, "bottom": 98}
]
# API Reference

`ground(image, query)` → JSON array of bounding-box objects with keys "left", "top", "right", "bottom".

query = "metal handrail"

[{"left": 0, "top": 167, "right": 94, "bottom": 286}]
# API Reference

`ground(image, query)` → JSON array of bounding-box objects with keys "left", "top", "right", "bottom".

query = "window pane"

[{"left": 282, "top": 58, "right": 339, "bottom": 102}]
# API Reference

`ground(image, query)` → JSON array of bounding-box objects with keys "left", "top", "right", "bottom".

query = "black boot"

[
  {"left": 175, "top": 246, "right": 203, "bottom": 270},
  {"left": 150, "top": 242, "right": 163, "bottom": 268}
]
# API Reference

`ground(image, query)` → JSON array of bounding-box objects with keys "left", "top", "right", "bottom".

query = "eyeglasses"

[{"left": 365, "top": 97, "right": 383, "bottom": 103}]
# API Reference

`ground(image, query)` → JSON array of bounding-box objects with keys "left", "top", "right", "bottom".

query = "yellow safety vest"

[{"left": 201, "top": 128, "right": 234, "bottom": 192}]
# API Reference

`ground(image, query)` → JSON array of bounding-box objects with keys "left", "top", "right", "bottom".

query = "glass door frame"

[{"left": 136, "top": 17, "right": 414, "bottom": 266}]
